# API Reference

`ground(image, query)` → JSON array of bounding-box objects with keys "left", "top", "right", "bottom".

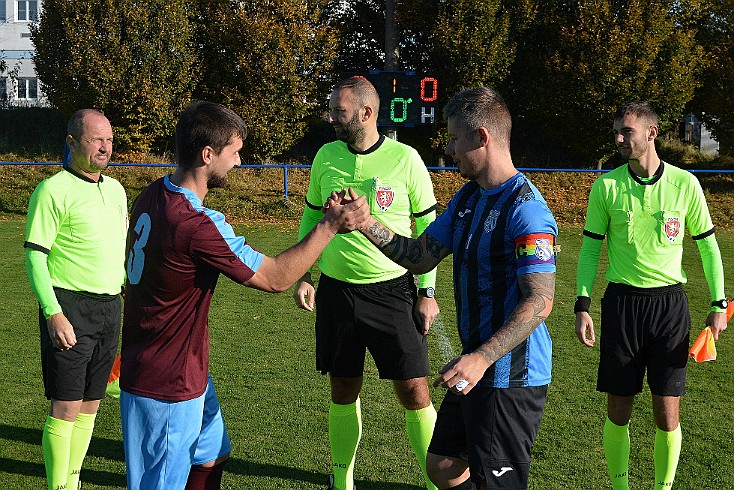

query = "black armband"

[{"left": 574, "top": 296, "right": 591, "bottom": 314}]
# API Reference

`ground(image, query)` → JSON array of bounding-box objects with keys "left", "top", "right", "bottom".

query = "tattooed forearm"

[
  {"left": 362, "top": 219, "right": 448, "bottom": 273},
  {"left": 476, "top": 272, "right": 556, "bottom": 366}
]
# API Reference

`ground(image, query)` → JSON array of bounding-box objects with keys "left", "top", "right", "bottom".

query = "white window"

[
  {"left": 17, "top": 77, "right": 38, "bottom": 99},
  {"left": 17, "top": 0, "right": 38, "bottom": 21}
]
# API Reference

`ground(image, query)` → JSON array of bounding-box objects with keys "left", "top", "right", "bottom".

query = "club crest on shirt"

[
  {"left": 484, "top": 209, "right": 500, "bottom": 233},
  {"left": 665, "top": 217, "right": 680, "bottom": 242},
  {"left": 376, "top": 186, "right": 394, "bottom": 211},
  {"left": 534, "top": 238, "right": 553, "bottom": 261}
]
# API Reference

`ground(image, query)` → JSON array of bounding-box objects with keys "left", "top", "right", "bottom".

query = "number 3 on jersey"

[{"left": 126, "top": 213, "right": 151, "bottom": 285}]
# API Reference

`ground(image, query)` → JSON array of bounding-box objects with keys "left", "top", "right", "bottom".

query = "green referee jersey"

[
  {"left": 25, "top": 169, "right": 128, "bottom": 295},
  {"left": 577, "top": 162, "right": 715, "bottom": 293},
  {"left": 299, "top": 136, "right": 438, "bottom": 285}
]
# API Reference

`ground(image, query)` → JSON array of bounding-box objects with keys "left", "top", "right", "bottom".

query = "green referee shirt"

[
  {"left": 577, "top": 162, "right": 718, "bottom": 294},
  {"left": 25, "top": 168, "right": 128, "bottom": 298},
  {"left": 299, "top": 136, "right": 438, "bottom": 285}
]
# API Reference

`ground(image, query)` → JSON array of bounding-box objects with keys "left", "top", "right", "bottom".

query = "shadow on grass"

[
  {"left": 0, "top": 425, "right": 423, "bottom": 489},
  {"left": 226, "top": 458, "right": 424, "bottom": 489}
]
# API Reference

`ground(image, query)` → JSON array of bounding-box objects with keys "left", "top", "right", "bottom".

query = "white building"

[{"left": 0, "top": 0, "right": 46, "bottom": 106}]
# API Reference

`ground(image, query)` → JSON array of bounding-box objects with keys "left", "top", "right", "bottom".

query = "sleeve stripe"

[
  {"left": 413, "top": 203, "right": 438, "bottom": 218},
  {"left": 583, "top": 229, "right": 605, "bottom": 240},
  {"left": 305, "top": 198, "right": 322, "bottom": 211},
  {"left": 24, "top": 241, "right": 50, "bottom": 254},
  {"left": 692, "top": 227, "right": 715, "bottom": 240}
]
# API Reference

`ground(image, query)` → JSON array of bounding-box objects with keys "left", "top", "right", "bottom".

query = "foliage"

[
  {"left": 507, "top": 0, "right": 708, "bottom": 165},
  {"left": 30, "top": 0, "right": 197, "bottom": 153},
  {"left": 694, "top": 0, "right": 734, "bottom": 155},
  {"left": 192, "top": 0, "right": 338, "bottom": 162}
]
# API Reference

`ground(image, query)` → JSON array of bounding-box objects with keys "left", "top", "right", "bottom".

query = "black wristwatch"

[
  {"left": 711, "top": 299, "right": 729, "bottom": 309},
  {"left": 418, "top": 287, "right": 435, "bottom": 298}
]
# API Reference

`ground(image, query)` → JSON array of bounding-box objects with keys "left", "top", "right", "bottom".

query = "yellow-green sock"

[
  {"left": 329, "top": 399, "right": 362, "bottom": 490},
  {"left": 42, "top": 415, "right": 74, "bottom": 490},
  {"left": 405, "top": 405, "right": 438, "bottom": 490},
  {"left": 67, "top": 412, "right": 96, "bottom": 490},
  {"left": 603, "top": 418, "right": 630, "bottom": 490},
  {"left": 654, "top": 425, "right": 681, "bottom": 489}
]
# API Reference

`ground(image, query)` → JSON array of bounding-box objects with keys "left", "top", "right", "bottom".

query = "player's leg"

[
  {"left": 651, "top": 395, "right": 682, "bottom": 490},
  {"left": 66, "top": 294, "right": 120, "bottom": 490},
  {"left": 315, "top": 274, "right": 366, "bottom": 490},
  {"left": 426, "top": 391, "right": 471, "bottom": 489},
  {"left": 44, "top": 399, "right": 80, "bottom": 490},
  {"left": 121, "top": 389, "right": 205, "bottom": 489},
  {"left": 329, "top": 376, "right": 363, "bottom": 490},
  {"left": 186, "top": 375, "right": 232, "bottom": 490},
  {"left": 647, "top": 286, "right": 689, "bottom": 490},
  {"left": 394, "top": 377, "right": 438, "bottom": 490},
  {"left": 604, "top": 395, "right": 634, "bottom": 490},
  {"left": 361, "top": 273, "right": 436, "bottom": 489},
  {"left": 597, "top": 284, "right": 648, "bottom": 490}
]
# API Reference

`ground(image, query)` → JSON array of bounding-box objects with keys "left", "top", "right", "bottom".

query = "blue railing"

[{"left": 3, "top": 161, "right": 732, "bottom": 200}]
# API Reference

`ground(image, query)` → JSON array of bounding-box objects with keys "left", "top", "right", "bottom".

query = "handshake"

[{"left": 320, "top": 188, "right": 374, "bottom": 234}]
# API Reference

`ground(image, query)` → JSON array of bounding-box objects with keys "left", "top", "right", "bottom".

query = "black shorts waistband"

[
  {"left": 320, "top": 271, "right": 412, "bottom": 290},
  {"left": 606, "top": 282, "right": 684, "bottom": 297},
  {"left": 53, "top": 287, "right": 119, "bottom": 302}
]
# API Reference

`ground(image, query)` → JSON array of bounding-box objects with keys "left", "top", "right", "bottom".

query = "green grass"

[{"left": 0, "top": 219, "right": 732, "bottom": 489}]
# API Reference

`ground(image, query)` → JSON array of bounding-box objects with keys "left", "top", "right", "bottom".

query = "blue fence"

[{"left": 3, "top": 161, "right": 732, "bottom": 200}]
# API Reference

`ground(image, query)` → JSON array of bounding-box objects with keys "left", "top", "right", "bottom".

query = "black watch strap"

[
  {"left": 418, "top": 287, "right": 435, "bottom": 298},
  {"left": 711, "top": 299, "right": 729, "bottom": 309},
  {"left": 574, "top": 296, "right": 591, "bottom": 313}
]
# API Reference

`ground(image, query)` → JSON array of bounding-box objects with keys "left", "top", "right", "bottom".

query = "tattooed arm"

[
  {"left": 433, "top": 271, "right": 556, "bottom": 394},
  {"left": 359, "top": 215, "right": 451, "bottom": 274}
]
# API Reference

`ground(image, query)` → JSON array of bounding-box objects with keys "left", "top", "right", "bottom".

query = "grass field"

[{"left": 0, "top": 217, "right": 732, "bottom": 489}]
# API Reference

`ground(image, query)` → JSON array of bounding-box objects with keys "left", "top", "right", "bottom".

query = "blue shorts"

[{"left": 120, "top": 374, "right": 231, "bottom": 489}]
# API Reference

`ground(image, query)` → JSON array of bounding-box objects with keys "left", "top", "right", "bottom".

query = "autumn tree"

[
  {"left": 694, "top": 0, "right": 734, "bottom": 155},
  {"left": 192, "top": 0, "right": 338, "bottom": 162},
  {"left": 509, "top": 0, "right": 707, "bottom": 165},
  {"left": 31, "top": 0, "right": 197, "bottom": 153}
]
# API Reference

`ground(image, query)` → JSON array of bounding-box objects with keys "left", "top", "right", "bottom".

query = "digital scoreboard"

[{"left": 347, "top": 70, "right": 440, "bottom": 127}]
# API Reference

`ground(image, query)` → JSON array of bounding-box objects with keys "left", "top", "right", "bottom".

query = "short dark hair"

[
  {"left": 67, "top": 109, "right": 106, "bottom": 139},
  {"left": 175, "top": 101, "right": 247, "bottom": 169},
  {"left": 614, "top": 101, "right": 659, "bottom": 127},
  {"left": 443, "top": 87, "right": 512, "bottom": 148},
  {"left": 333, "top": 77, "right": 380, "bottom": 111}
]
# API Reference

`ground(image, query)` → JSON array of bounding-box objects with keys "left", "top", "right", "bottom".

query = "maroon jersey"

[{"left": 121, "top": 176, "right": 264, "bottom": 401}]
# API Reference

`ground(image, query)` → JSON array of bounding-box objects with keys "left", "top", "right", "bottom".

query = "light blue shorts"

[{"left": 120, "top": 374, "right": 232, "bottom": 489}]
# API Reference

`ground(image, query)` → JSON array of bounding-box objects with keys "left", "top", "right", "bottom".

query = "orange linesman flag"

[
  {"left": 688, "top": 299, "right": 733, "bottom": 363},
  {"left": 106, "top": 354, "right": 121, "bottom": 398},
  {"left": 689, "top": 327, "right": 717, "bottom": 362}
]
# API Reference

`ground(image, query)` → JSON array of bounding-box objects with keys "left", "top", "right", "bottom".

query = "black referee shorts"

[
  {"left": 40, "top": 288, "right": 121, "bottom": 401},
  {"left": 597, "top": 282, "right": 690, "bottom": 397},
  {"left": 314, "top": 272, "right": 429, "bottom": 380}
]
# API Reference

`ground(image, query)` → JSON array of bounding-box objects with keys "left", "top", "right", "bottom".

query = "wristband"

[{"left": 574, "top": 296, "right": 591, "bottom": 314}]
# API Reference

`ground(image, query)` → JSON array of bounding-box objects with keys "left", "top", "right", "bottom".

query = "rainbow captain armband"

[{"left": 515, "top": 233, "right": 556, "bottom": 268}]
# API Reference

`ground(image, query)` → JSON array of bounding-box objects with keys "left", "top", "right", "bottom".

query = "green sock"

[
  {"left": 42, "top": 415, "right": 75, "bottom": 490},
  {"left": 329, "top": 399, "right": 362, "bottom": 490},
  {"left": 654, "top": 425, "right": 682, "bottom": 489},
  {"left": 405, "top": 405, "right": 438, "bottom": 490},
  {"left": 603, "top": 418, "right": 630, "bottom": 490},
  {"left": 67, "top": 412, "right": 96, "bottom": 490}
]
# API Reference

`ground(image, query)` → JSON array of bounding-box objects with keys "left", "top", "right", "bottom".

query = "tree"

[
  {"left": 695, "top": 0, "right": 734, "bottom": 155},
  {"left": 193, "top": 0, "right": 338, "bottom": 162},
  {"left": 31, "top": 0, "right": 197, "bottom": 153},
  {"left": 510, "top": 0, "right": 708, "bottom": 165}
]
